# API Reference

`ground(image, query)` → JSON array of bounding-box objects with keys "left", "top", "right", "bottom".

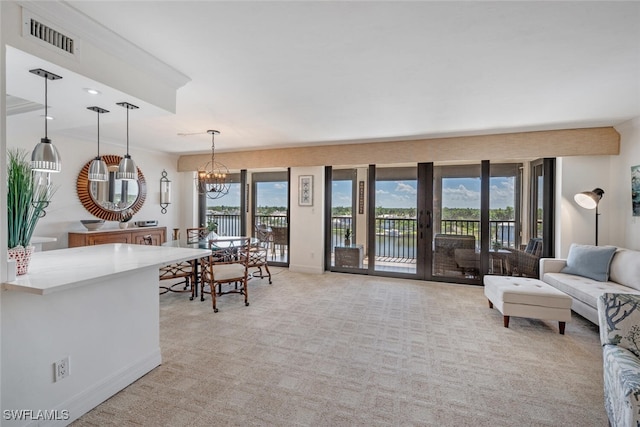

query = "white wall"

[
  {"left": 611, "top": 118, "right": 640, "bottom": 249},
  {"left": 5, "top": 121, "right": 182, "bottom": 249},
  {"left": 555, "top": 117, "right": 640, "bottom": 257},
  {"left": 556, "top": 156, "right": 612, "bottom": 257},
  {"left": 289, "top": 166, "right": 325, "bottom": 274}
]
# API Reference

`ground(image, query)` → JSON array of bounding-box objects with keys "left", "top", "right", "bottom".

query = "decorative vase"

[
  {"left": 119, "top": 222, "right": 129, "bottom": 229},
  {"left": 344, "top": 238, "right": 351, "bottom": 246},
  {"left": 8, "top": 245, "right": 35, "bottom": 276}
]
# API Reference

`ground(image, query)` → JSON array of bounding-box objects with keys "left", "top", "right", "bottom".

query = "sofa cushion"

[
  {"left": 543, "top": 273, "right": 640, "bottom": 309},
  {"left": 598, "top": 293, "right": 640, "bottom": 356},
  {"left": 561, "top": 244, "right": 617, "bottom": 282},
  {"left": 610, "top": 249, "right": 640, "bottom": 291}
]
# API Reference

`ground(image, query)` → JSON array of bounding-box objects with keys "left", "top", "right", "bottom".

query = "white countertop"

[
  {"left": 31, "top": 236, "right": 57, "bottom": 244},
  {"left": 2, "top": 243, "right": 211, "bottom": 295}
]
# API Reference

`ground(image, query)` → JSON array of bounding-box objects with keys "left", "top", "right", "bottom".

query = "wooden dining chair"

[
  {"left": 200, "top": 237, "right": 250, "bottom": 312},
  {"left": 159, "top": 262, "right": 195, "bottom": 296},
  {"left": 186, "top": 227, "right": 210, "bottom": 244},
  {"left": 248, "top": 224, "right": 272, "bottom": 284},
  {"left": 153, "top": 230, "right": 195, "bottom": 296}
]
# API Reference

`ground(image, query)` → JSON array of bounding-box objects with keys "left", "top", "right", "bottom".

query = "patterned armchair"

[{"left": 597, "top": 293, "right": 640, "bottom": 427}]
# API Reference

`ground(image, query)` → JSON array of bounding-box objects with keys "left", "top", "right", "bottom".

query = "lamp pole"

[{"left": 595, "top": 204, "right": 599, "bottom": 246}]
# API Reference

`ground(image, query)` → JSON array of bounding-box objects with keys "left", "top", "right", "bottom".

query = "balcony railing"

[
  {"left": 331, "top": 217, "right": 518, "bottom": 261},
  {"left": 440, "top": 219, "right": 518, "bottom": 249},
  {"left": 205, "top": 213, "right": 242, "bottom": 236},
  {"left": 207, "top": 212, "right": 518, "bottom": 262},
  {"left": 205, "top": 213, "right": 289, "bottom": 233}
]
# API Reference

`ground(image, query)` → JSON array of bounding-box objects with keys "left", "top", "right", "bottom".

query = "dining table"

[{"left": 162, "top": 236, "right": 257, "bottom": 298}]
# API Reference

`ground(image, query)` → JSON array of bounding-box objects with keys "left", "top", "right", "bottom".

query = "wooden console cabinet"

[{"left": 68, "top": 226, "right": 166, "bottom": 248}]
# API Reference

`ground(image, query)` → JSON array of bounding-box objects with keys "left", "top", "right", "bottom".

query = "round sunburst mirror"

[{"left": 77, "top": 154, "right": 147, "bottom": 221}]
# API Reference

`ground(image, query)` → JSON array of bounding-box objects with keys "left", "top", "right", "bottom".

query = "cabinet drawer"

[
  {"left": 68, "top": 227, "right": 166, "bottom": 247},
  {"left": 87, "top": 234, "right": 131, "bottom": 245},
  {"left": 131, "top": 230, "right": 164, "bottom": 246}
]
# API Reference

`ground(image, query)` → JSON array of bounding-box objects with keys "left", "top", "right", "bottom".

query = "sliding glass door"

[
  {"left": 373, "top": 167, "right": 418, "bottom": 275},
  {"left": 252, "top": 171, "right": 290, "bottom": 267},
  {"left": 199, "top": 173, "right": 243, "bottom": 236},
  {"left": 326, "top": 161, "right": 546, "bottom": 284}
]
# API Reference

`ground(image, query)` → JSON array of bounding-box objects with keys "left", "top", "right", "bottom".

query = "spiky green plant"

[{"left": 7, "top": 149, "right": 55, "bottom": 249}]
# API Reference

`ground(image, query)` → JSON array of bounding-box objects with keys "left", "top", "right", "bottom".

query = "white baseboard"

[
  {"left": 26, "top": 349, "right": 162, "bottom": 427},
  {"left": 289, "top": 264, "right": 325, "bottom": 275}
]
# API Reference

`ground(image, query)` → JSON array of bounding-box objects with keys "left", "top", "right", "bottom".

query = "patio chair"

[
  {"left": 511, "top": 238, "right": 543, "bottom": 278},
  {"left": 433, "top": 234, "right": 476, "bottom": 276},
  {"left": 271, "top": 225, "right": 288, "bottom": 257}
]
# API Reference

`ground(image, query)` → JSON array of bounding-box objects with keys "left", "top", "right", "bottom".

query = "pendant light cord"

[
  {"left": 97, "top": 111, "right": 101, "bottom": 156},
  {"left": 44, "top": 76, "right": 48, "bottom": 139},
  {"left": 126, "top": 107, "right": 130, "bottom": 155}
]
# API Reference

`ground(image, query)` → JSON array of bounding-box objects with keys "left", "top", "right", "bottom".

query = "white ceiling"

[{"left": 7, "top": 1, "right": 640, "bottom": 155}]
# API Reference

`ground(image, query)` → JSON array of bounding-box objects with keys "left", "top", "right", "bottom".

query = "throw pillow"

[{"left": 561, "top": 244, "right": 617, "bottom": 282}]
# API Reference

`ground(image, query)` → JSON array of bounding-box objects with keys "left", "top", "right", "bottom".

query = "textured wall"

[{"left": 179, "top": 127, "right": 620, "bottom": 172}]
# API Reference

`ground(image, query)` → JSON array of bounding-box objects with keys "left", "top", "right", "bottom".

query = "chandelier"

[{"left": 196, "top": 130, "right": 229, "bottom": 199}]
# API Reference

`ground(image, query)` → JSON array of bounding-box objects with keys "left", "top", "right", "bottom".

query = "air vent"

[
  {"left": 21, "top": 9, "right": 80, "bottom": 59},
  {"left": 29, "top": 18, "right": 74, "bottom": 54}
]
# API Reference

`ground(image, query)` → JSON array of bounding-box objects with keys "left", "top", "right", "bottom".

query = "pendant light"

[
  {"left": 87, "top": 106, "right": 109, "bottom": 181},
  {"left": 29, "top": 68, "right": 62, "bottom": 173},
  {"left": 116, "top": 102, "right": 139, "bottom": 181},
  {"left": 196, "top": 130, "right": 229, "bottom": 199}
]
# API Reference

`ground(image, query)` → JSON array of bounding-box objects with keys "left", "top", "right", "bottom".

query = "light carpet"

[{"left": 72, "top": 268, "right": 607, "bottom": 426}]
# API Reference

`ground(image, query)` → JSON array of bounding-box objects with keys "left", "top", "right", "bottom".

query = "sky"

[
  {"left": 208, "top": 177, "right": 516, "bottom": 210},
  {"left": 334, "top": 177, "right": 515, "bottom": 209}
]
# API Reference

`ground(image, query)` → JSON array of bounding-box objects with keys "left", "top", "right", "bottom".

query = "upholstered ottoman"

[{"left": 484, "top": 276, "right": 572, "bottom": 334}]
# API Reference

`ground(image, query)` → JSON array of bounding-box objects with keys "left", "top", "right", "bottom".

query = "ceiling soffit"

[{"left": 178, "top": 127, "right": 620, "bottom": 172}]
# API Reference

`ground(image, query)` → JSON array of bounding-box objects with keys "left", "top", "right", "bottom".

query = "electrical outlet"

[{"left": 54, "top": 356, "right": 70, "bottom": 382}]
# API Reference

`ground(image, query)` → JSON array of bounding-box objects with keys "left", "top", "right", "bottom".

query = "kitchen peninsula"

[{"left": 1, "top": 243, "right": 210, "bottom": 426}]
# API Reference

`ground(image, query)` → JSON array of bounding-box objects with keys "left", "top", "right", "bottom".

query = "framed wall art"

[{"left": 298, "top": 175, "right": 313, "bottom": 206}]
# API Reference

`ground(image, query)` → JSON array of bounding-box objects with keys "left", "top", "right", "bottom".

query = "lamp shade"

[
  {"left": 117, "top": 155, "right": 138, "bottom": 181},
  {"left": 88, "top": 157, "right": 109, "bottom": 181},
  {"left": 87, "top": 106, "right": 109, "bottom": 181},
  {"left": 30, "top": 68, "right": 63, "bottom": 173},
  {"left": 115, "top": 102, "right": 139, "bottom": 181},
  {"left": 31, "top": 137, "right": 62, "bottom": 172},
  {"left": 574, "top": 188, "right": 604, "bottom": 210}
]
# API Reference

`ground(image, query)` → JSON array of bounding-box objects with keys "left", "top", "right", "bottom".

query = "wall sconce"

[
  {"left": 574, "top": 187, "right": 604, "bottom": 245},
  {"left": 160, "top": 169, "right": 171, "bottom": 214}
]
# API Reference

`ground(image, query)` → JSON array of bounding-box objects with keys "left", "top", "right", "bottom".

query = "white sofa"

[{"left": 540, "top": 247, "right": 640, "bottom": 324}]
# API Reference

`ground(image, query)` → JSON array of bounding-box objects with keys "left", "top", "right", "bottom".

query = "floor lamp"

[{"left": 574, "top": 188, "right": 604, "bottom": 246}]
